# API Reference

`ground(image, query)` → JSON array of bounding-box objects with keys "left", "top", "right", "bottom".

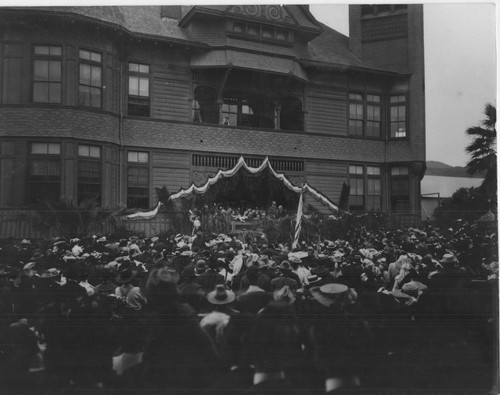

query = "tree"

[{"left": 465, "top": 103, "right": 497, "bottom": 200}]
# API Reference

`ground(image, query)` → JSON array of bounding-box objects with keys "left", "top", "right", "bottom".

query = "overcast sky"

[{"left": 310, "top": 3, "right": 497, "bottom": 168}]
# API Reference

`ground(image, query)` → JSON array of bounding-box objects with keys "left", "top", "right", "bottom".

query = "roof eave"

[
  {"left": 299, "top": 59, "right": 401, "bottom": 77},
  {"left": 0, "top": 7, "right": 209, "bottom": 49}
]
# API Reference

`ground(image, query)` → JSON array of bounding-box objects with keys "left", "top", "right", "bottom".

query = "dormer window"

[{"left": 229, "top": 21, "right": 292, "bottom": 44}]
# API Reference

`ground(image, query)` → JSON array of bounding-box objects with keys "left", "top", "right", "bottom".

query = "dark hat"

[
  {"left": 206, "top": 284, "right": 236, "bottom": 305},
  {"left": 280, "top": 260, "right": 292, "bottom": 271},
  {"left": 310, "top": 283, "right": 349, "bottom": 308},
  {"left": 181, "top": 265, "right": 195, "bottom": 277},
  {"left": 195, "top": 259, "right": 207, "bottom": 274},
  {"left": 116, "top": 268, "right": 137, "bottom": 284}
]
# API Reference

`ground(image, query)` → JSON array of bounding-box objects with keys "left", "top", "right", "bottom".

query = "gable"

[{"left": 225, "top": 5, "right": 295, "bottom": 26}]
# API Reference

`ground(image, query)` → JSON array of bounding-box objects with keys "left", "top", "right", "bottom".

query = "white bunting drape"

[{"left": 125, "top": 156, "right": 339, "bottom": 220}]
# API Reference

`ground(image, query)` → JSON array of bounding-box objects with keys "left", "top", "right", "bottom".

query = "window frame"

[
  {"left": 389, "top": 94, "right": 408, "bottom": 139},
  {"left": 127, "top": 150, "right": 150, "bottom": 209},
  {"left": 348, "top": 92, "right": 382, "bottom": 138},
  {"left": 78, "top": 48, "right": 103, "bottom": 109},
  {"left": 26, "top": 142, "right": 62, "bottom": 205},
  {"left": 128, "top": 61, "right": 151, "bottom": 117},
  {"left": 390, "top": 165, "right": 410, "bottom": 212},
  {"left": 32, "top": 44, "right": 63, "bottom": 104},
  {"left": 77, "top": 144, "right": 102, "bottom": 204},
  {"left": 348, "top": 164, "right": 365, "bottom": 211},
  {"left": 366, "top": 166, "right": 382, "bottom": 211},
  {"left": 349, "top": 164, "right": 383, "bottom": 212}
]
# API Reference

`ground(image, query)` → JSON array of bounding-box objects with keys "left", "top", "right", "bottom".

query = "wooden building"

[{"left": 0, "top": 5, "right": 426, "bottom": 231}]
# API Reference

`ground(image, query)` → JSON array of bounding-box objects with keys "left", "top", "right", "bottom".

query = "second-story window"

[
  {"left": 348, "top": 93, "right": 364, "bottom": 136},
  {"left": 79, "top": 49, "right": 102, "bottom": 108},
  {"left": 78, "top": 144, "right": 102, "bottom": 204},
  {"left": 349, "top": 93, "right": 381, "bottom": 138},
  {"left": 390, "top": 95, "right": 407, "bottom": 138},
  {"left": 366, "top": 94, "right": 381, "bottom": 137},
  {"left": 128, "top": 62, "right": 150, "bottom": 117},
  {"left": 32, "top": 45, "right": 62, "bottom": 103}
]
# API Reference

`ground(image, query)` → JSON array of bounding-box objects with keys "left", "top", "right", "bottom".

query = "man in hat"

[
  {"left": 271, "top": 261, "right": 300, "bottom": 292},
  {"left": 238, "top": 264, "right": 272, "bottom": 292},
  {"left": 196, "top": 258, "right": 225, "bottom": 294}
]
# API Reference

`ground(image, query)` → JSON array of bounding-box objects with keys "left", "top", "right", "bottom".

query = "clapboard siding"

[
  {"left": 306, "top": 174, "right": 346, "bottom": 204},
  {"left": 152, "top": 151, "right": 190, "bottom": 169},
  {"left": 306, "top": 161, "right": 348, "bottom": 176},
  {"left": 152, "top": 65, "right": 191, "bottom": 121},
  {"left": 152, "top": 167, "right": 190, "bottom": 204},
  {"left": 306, "top": 85, "right": 347, "bottom": 135}
]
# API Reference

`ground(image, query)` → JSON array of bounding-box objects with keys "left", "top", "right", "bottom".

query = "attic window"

[{"left": 229, "top": 22, "right": 291, "bottom": 43}]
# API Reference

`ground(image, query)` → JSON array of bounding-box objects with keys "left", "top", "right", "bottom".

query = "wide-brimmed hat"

[
  {"left": 310, "top": 283, "right": 349, "bottom": 307},
  {"left": 306, "top": 275, "right": 322, "bottom": 285},
  {"left": 206, "top": 284, "right": 236, "bottom": 305},
  {"left": 288, "top": 256, "right": 302, "bottom": 265},
  {"left": 440, "top": 253, "right": 457, "bottom": 264},
  {"left": 40, "top": 268, "right": 61, "bottom": 278},
  {"left": 273, "top": 285, "right": 296, "bottom": 304},
  {"left": 20, "top": 239, "right": 31, "bottom": 245}
]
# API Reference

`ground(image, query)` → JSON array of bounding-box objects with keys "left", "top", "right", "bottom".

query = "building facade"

[{"left": 0, "top": 5, "right": 425, "bottom": 221}]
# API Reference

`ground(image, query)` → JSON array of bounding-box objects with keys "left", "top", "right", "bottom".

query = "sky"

[{"left": 310, "top": 3, "right": 497, "bottom": 168}]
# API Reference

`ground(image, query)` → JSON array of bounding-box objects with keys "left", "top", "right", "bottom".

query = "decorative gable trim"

[{"left": 226, "top": 5, "right": 295, "bottom": 25}]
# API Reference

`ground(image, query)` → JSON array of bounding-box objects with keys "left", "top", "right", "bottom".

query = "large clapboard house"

[{"left": 0, "top": 5, "right": 425, "bottom": 230}]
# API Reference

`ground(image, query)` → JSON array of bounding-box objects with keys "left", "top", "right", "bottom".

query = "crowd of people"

[
  {"left": 189, "top": 201, "right": 289, "bottom": 235},
  {"left": 0, "top": 218, "right": 497, "bottom": 394}
]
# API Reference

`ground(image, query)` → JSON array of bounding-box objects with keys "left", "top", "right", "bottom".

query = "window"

[
  {"left": 349, "top": 165, "right": 364, "bottom": 211},
  {"left": 349, "top": 165, "right": 382, "bottom": 211},
  {"left": 79, "top": 49, "right": 102, "bottom": 108},
  {"left": 32, "top": 45, "right": 62, "bottom": 103},
  {"left": 222, "top": 94, "right": 277, "bottom": 129},
  {"left": 348, "top": 93, "right": 364, "bottom": 136},
  {"left": 230, "top": 22, "right": 290, "bottom": 42},
  {"left": 128, "top": 62, "right": 150, "bottom": 117},
  {"left": 78, "top": 145, "right": 101, "bottom": 204},
  {"left": 127, "top": 151, "right": 149, "bottom": 209},
  {"left": 391, "top": 166, "right": 410, "bottom": 212},
  {"left": 349, "top": 93, "right": 381, "bottom": 138},
  {"left": 390, "top": 95, "right": 407, "bottom": 138},
  {"left": 27, "top": 143, "right": 61, "bottom": 204},
  {"left": 366, "top": 95, "right": 381, "bottom": 137},
  {"left": 366, "top": 166, "right": 381, "bottom": 211}
]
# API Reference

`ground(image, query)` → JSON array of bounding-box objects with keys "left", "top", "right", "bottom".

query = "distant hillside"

[{"left": 426, "top": 161, "right": 483, "bottom": 178}]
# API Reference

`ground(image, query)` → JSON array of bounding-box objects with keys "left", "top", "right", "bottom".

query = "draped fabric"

[{"left": 125, "top": 157, "right": 338, "bottom": 220}]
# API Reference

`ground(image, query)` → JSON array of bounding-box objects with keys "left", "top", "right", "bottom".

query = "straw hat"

[
  {"left": 206, "top": 284, "right": 236, "bottom": 305},
  {"left": 310, "top": 283, "right": 349, "bottom": 307}
]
